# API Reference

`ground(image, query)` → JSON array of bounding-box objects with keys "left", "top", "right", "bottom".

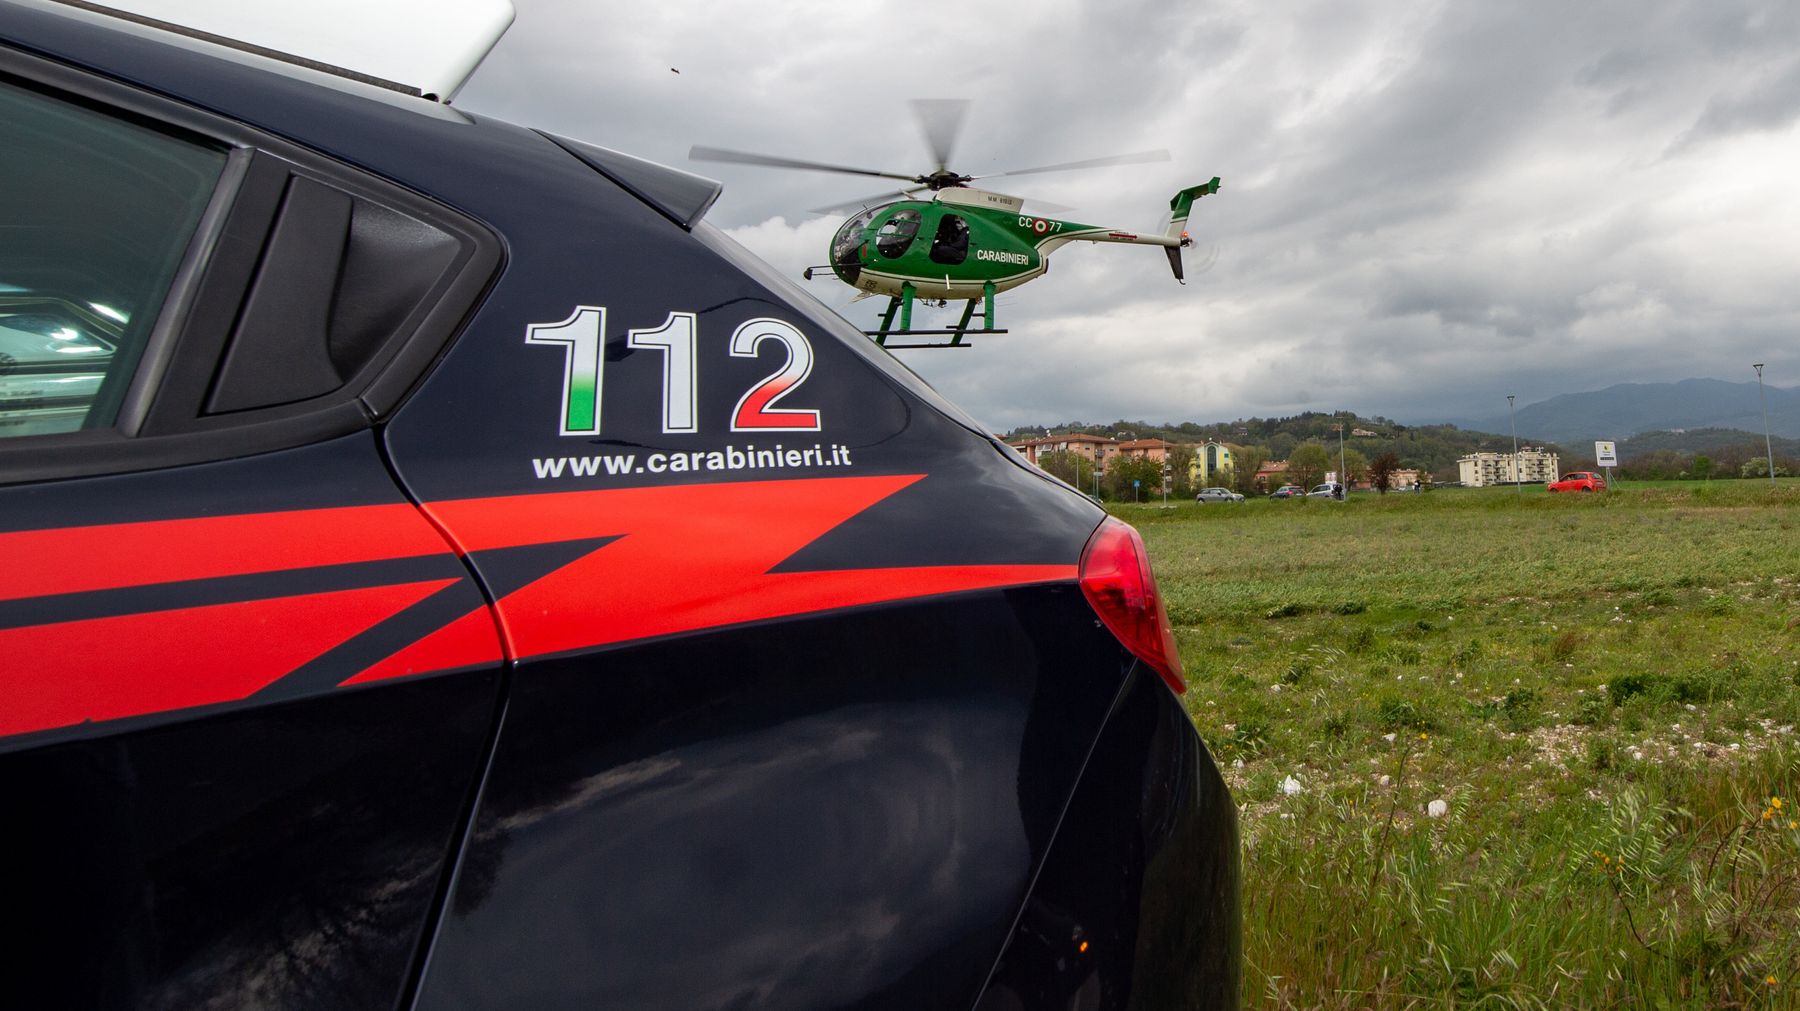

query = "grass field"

[{"left": 1112, "top": 482, "right": 1800, "bottom": 1008}]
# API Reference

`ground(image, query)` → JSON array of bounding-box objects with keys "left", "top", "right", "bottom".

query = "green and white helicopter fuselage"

[{"left": 826, "top": 180, "right": 1218, "bottom": 301}]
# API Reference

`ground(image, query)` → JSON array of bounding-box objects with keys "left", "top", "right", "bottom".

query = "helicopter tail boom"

[{"left": 1033, "top": 177, "right": 1221, "bottom": 285}]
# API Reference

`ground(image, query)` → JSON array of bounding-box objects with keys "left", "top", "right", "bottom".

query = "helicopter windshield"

[
  {"left": 832, "top": 205, "right": 880, "bottom": 266},
  {"left": 874, "top": 209, "right": 921, "bottom": 259}
]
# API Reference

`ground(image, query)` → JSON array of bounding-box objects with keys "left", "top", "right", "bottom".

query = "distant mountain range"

[
  {"left": 1616, "top": 427, "right": 1800, "bottom": 459},
  {"left": 1444, "top": 379, "right": 1800, "bottom": 446}
]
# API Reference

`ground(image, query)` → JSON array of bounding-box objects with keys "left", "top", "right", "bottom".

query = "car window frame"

[{"left": 0, "top": 43, "right": 500, "bottom": 486}]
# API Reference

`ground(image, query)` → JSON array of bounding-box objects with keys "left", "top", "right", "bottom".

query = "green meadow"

[{"left": 1113, "top": 482, "right": 1800, "bottom": 1008}]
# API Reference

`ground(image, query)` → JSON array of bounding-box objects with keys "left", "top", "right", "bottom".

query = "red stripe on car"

[
  {"left": 0, "top": 504, "right": 447, "bottom": 602},
  {"left": 0, "top": 579, "right": 454, "bottom": 736},
  {"left": 344, "top": 605, "right": 503, "bottom": 685},
  {"left": 423, "top": 476, "right": 1075, "bottom": 658}
]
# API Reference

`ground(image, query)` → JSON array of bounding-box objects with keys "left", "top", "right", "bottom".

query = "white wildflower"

[{"left": 1280, "top": 775, "right": 1303, "bottom": 796}]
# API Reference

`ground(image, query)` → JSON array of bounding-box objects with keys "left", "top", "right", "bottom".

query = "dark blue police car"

[{"left": 0, "top": 2, "right": 1238, "bottom": 1006}]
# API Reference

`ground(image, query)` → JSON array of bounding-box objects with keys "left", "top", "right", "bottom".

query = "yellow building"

[{"left": 1189, "top": 440, "right": 1234, "bottom": 486}]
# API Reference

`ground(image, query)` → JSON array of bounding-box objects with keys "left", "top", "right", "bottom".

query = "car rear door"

[{"left": 0, "top": 27, "right": 503, "bottom": 1008}]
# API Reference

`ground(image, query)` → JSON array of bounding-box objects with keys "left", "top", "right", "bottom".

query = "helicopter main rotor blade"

[
  {"left": 688, "top": 145, "right": 920, "bottom": 183},
  {"left": 973, "top": 148, "right": 1172, "bottom": 180},
  {"left": 806, "top": 189, "right": 923, "bottom": 215},
  {"left": 910, "top": 99, "right": 970, "bottom": 172},
  {"left": 807, "top": 189, "right": 1070, "bottom": 216}
]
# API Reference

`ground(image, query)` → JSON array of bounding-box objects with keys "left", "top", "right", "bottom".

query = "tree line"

[
  {"left": 1008, "top": 410, "right": 1554, "bottom": 496},
  {"left": 1033, "top": 441, "right": 1419, "bottom": 501}
]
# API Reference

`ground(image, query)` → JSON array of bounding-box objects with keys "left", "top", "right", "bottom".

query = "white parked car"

[{"left": 1195, "top": 487, "right": 1245, "bottom": 503}]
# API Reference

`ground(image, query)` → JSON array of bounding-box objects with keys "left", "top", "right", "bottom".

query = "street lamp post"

[
  {"left": 1754, "top": 364, "right": 1776, "bottom": 487},
  {"left": 1114, "top": 431, "right": 1133, "bottom": 500},
  {"left": 1508, "top": 395, "right": 1519, "bottom": 496}
]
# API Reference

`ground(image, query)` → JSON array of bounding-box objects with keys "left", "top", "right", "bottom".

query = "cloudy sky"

[{"left": 455, "top": 0, "right": 1800, "bottom": 433}]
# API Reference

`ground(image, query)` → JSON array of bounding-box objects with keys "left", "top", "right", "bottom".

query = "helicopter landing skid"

[
  {"left": 868, "top": 328, "right": 1006, "bottom": 349},
  {"left": 865, "top": 283, "right": 1004, "bottom": 349}
]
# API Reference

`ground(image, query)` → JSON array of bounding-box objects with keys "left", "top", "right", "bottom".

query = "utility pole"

[
  {"left": 1336, "top": 419, "right": 1346, "bottom": 499},
  {"left": 1755, "top": 364, "right": 1776, "bottom": 487},
  {"left": 1508, "top": 395, "right": 1519, "bottom": 496}
]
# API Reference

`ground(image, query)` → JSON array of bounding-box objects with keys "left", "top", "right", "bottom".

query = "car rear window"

[{"left": 0, "top": 77, "right": 226, "bottom": 438}]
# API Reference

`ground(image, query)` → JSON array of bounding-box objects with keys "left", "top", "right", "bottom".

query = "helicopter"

[{"left": 691, "top": 100, "right": 1220, "bottom": 348}]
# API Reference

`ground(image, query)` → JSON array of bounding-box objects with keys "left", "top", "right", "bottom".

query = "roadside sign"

[
  {"left": 1133, "top": 479, "right": 1141, "bottom": 488},
  {"left": 1594, "top": 441, "right": 1617, "bottom": 467}
]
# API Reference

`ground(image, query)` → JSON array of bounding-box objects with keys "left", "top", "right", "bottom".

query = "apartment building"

[
  {"left": 1253, "top": 459, "right": 1289, "bottom": 490},
  {"left": 1457, "top": 448, "right": 1559, "bottom": 487},
  {"left": 1113, "top": 438, "right": 1176, "bottom": 464},
  {"left": 1009, "top": 433, "right": 1118, "bottom": 471}
]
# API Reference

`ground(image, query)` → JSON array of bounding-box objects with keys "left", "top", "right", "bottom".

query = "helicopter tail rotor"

[{"left": 1162, "top": 177, "right": 1221, "bottom": 282}]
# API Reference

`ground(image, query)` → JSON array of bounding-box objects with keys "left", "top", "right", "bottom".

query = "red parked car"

[{"left": 1549, "top": 471, "right": 1607, "bottom": 492}]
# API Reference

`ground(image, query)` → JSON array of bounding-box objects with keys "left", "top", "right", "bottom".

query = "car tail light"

[{"left": 1079, "top": 517, "right": 1185, "bottom": 695}]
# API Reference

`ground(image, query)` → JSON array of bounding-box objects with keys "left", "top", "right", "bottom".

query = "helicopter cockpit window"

[
  {"left": 928, "top": 213, "right": 969, "bottom": 265},
  {"left": 832, "top": 206, "right": 879, "bottom": 266},
  {"left": 875, "top": 209, "right": 921, "bottom": 259}
]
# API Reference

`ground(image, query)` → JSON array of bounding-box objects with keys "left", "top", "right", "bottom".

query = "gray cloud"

[{"left": 457, "top": 0, "right": 1800, "bottom": 432}]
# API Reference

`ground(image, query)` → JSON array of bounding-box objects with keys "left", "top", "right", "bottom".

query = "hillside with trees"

[
  {"left": 1005, "top": 412, "right": 1555, "bottom": 480},
  {"left": 1603, "top": 429, "right": 1800, "bottom": 480},
  {"left": 1448, "top": 379, "right": 1800, "bottom": 444},
  {"left": 1615, "top": 427, "right": 1800, "bottom": 459}
]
